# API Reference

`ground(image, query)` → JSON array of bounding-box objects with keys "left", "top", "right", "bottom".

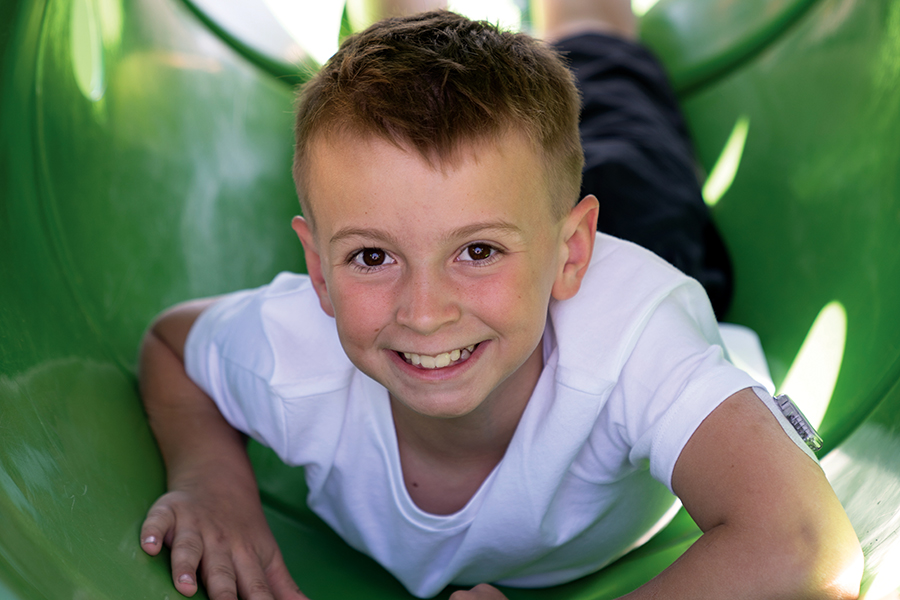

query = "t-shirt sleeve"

[
  {"left": 183, "top": 288, "right": 287, "bottom": 454},
  {"left": 604, "top": 283, "right": 813, "bottom": 493}
]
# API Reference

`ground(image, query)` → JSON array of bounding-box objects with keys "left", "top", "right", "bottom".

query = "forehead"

[{"left": 304, "top": 131, "right": 552, "bottom": 233}]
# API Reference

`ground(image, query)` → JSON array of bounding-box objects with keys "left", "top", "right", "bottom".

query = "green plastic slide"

[{"left": 2, "top": 0, "right": 900, "bottom": 597}]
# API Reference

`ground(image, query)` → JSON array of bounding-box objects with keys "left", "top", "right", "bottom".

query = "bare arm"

[
  {"left": 619, "top": 388, "right": 863, "bottom": 599},
  {"left": 452, "top": 389, "right": 863, "bottom": 600},
  {"left": 139, "top": 300, "right": 307, "bottom": 600}
]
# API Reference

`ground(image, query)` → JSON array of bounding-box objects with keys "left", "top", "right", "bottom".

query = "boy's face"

[{"left": 294, "top": 132, "right": 597, "bottom": 422}]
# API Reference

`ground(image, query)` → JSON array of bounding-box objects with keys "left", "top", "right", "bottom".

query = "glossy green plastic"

[
  {"left": 177, "top": 0, "right": 318, "bottom": 86},
  {"left": 640, "top": 0, "right": 820, "bottom": 93},
  {"left": 2, "top": 0, "right": 900, "bottom": 598}
]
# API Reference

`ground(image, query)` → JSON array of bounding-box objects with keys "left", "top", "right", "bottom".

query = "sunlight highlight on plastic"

[
  {"left": 449, "top": 0, "right": 522, "bottom": 30},
  {"left": 265, "top": 0, "right": 345, "bottom": 66},
  {"left": 71, "top": 0, "right": 105, "bottom": 101},
  {"left": 823, "top": 423, "right": 900, "bottom": 600},
  {"left": 863, "top": 539, "right": 900, "bottom": 600},
  {"left": 702, "top": 115, "right": 749, "bottom": 206},
  {"left": 96, "top": 0, "right": 123, "bottom": 51},
  {"left": 632, "top": 0, "right": 662, "bottom": 17},
  {"left": 778, "top": 300, "right": 847, "bottom": 429}
]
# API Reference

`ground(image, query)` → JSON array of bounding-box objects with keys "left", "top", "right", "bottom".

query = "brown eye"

[
  {"left": 362, "top": 249, "right": 385, "bottom": 266},
  {"left": 460, "top": 243, "right": 496, "bottom": 262},
  {"left": 352, "top": 248, "right": 395, "bottom": 268}
]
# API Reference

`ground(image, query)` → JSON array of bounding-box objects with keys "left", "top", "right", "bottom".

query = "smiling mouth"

[{"left": 399, "top": 344, "right": 479, "bottom": 370}]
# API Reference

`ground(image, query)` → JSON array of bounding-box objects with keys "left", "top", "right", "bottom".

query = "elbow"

[
  {"left": 143, "top": 297, "right": 217, "bottom": 364},
  {"left": 815, "top": 538, "right": 863, "bottom": 600},
  {"left": 813, "top": 500, "right": 864, "bottom": 600},
  {"left": 788, "top": 519, "right": 864, "bottom": 600}
]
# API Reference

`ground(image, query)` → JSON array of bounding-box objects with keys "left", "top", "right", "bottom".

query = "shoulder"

[
  {"left": 550, "top": 233, "right": 717, "bottom": 392},
  {"left": 187, "top": 272, "right": 353, "bottom": 389},
  {"left": 578, "top": 233, "right": 699, "bottom": 304}
]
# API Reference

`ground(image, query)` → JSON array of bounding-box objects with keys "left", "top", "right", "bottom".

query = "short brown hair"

[{"left": 293, "top": 10, "right": 583, "bottom": 223}]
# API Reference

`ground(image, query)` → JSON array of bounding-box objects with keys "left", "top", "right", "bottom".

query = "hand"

[
  {"left": 449, "top": 584, "right": 508, "bottom": 599},
  {"left": 140, "top": 483, "right": 308, "bottom": 600}
]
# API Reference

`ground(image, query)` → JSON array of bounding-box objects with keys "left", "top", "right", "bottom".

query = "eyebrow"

[
  {"left": 448, "top": 221, "right": 523, "bottom": 240},
  {"left": 329, "top": 221, "right": 524, "bottom": 246},
  {"left": 330, "top": 226, "right": 401, "bottom": 247}
]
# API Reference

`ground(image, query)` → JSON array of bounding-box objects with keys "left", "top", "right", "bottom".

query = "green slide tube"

[{"left": 2, "top": 0, "right": 899, "bottom": 597}]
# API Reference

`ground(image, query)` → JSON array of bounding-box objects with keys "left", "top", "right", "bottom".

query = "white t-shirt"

[{"left": 185, "top": 233, "right": 813, "bottom": 598}]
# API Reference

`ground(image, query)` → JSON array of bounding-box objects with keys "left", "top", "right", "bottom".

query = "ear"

[
  {"left": 292, "top": 216, "right": 335, "bottom": 317},
  {"left": 551, "top": 195, "right": 599, "bottom": 301}
]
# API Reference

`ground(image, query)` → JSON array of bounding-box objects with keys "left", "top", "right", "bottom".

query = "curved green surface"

[
  {"left": 177, "top": 0, "right": 318, "bottom": 86},
  {"left": 2, "top": 0, "right": 900, "bottom": 598},
  {"left": 641, "top": 0, "right": 820, "bottom": 93}
]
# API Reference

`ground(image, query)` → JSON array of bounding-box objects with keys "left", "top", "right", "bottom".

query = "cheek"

[
  {"left": 463, "top": 267, "right": 552, "bottom": 331},
  {"left": 329, "top": 281, "right": 393, "bottom": 347}
]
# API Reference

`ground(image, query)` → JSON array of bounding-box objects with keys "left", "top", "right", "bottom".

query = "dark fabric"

[{"left": 556, "top": 33, "right": 733, "bottom": 319}]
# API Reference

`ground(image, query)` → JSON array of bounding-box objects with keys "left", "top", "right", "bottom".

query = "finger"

[
  {"left": 229, "top": 551, "right": 275, "bottom": 600},
  {"left": 450, "top": 584, "right": 506, "bottom": 599},
  {"left": 472, "top": 583, "right": 506, "bottom": 599},
  {"left": 199, "top": 549, "right": 244, "bottom": 600},
  {"left": 140, "top": 500, "right": 176, "bottom": 557},
  {"left": 169, "top": 524, "right": 204, "bottom": 597},
  {"left": 264, "top": 554, "right": 310, "bottom": 600}
]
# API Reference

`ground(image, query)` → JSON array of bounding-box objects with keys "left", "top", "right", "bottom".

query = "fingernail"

[
  {"left": 142, "top": 535, "right": 158, "bottom": 545},
  {"left": 178, "top": 574, "right": 195, "bottom": 585}
]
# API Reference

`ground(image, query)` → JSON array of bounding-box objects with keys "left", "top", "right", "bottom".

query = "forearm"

[
  {"left": 138, "top": 305, "right": 305, "bottom": 599},
  {"left": 620, "top": 515, "right": 861, "bottom": 600},
  {"left": 139, "top": 310, "right": 255, "bottom": 491}
]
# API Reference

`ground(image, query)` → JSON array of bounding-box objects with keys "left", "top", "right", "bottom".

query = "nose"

[{"left": 395, "top": 267, "right": 461, "bottom": 335}]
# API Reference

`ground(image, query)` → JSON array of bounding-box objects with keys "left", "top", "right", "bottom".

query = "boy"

[{"left": 138, "top": 3, "right": 862, "bottom": 600}]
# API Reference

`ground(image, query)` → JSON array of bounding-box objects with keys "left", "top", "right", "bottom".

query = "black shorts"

[{"left": 555, "top": 33, "right": 733, "bottom": 318}]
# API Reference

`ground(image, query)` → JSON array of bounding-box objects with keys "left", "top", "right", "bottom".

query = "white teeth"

[{"left": 401, "top": 344, "right": 478, "bottom": 369}]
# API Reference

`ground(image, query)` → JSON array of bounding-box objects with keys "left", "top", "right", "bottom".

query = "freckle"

[{"left": 412, "top": 482, "right": 419, "bottom": 488}]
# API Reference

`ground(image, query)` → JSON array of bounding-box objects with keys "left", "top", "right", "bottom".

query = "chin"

[{"left": 394, "top": 393, "right": 483, "bottom": 420}]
